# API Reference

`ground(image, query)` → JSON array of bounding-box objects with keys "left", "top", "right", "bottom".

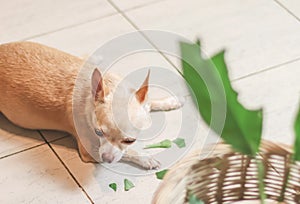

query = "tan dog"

[{"left": 0, "top": 42, "right": 183, "bottom": 169}]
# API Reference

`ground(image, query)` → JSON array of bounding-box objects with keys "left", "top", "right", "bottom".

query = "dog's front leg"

[
  {"left": 149, "top": 96, "right": 185, "bottom": 112},
  {"left": 72, "top": 130, "right": 100, "bottom": 163},
  {"left": 121, "top": 149, "right": 161, "bottom": 170},
  {"left": 77, "top": 138, "right": 100, "bottom": 163}
]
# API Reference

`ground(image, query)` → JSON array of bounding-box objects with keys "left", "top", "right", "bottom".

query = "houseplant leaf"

[
  {"left": 181, "top": 40, "right": 265, "bottom": 202},
  {"left": 124, "top": 179, "right": 135, "bottom": 191},
  {"left": 173, "top": 138, "right": 186, "bottom": 148},
  {"left": 294, "top": 105, "right": 300, "bottom": 161},
  {"left": 144, "top": 139, "right": 172, "bottom": 149},
  {"left": 155, "top": 169, "right": 169, "bottom": 180},
  {"left": 109, "top": 183, "right": 117, "bottom": 192},
  {"left": 188, "top": 194, "right": 204, "bottom": 204},
  {"left": 180, "top": 40, "right": 263, "bottom": 156}
]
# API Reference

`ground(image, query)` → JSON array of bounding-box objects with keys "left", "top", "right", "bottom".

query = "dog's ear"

[
  {"left": 136, "top": 70, "right": 150, "bottom": 103},
  {"left": 92, "top": 69, "right": 105, "bottom": 102}
]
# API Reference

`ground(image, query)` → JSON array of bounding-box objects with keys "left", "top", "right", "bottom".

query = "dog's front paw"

[
  {"left": 139, "top": 156, "right": 161, "bottom": 170},
  {"left": 150, "top": 96, "right": 185, "bottom": 112},
  {"left": 170, "top": 96, "right": 185, "bottom": 110}
]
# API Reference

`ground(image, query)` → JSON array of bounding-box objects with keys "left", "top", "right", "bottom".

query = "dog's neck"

[{"left": 71, "top": 66, "right": 100, "bottom": 139}]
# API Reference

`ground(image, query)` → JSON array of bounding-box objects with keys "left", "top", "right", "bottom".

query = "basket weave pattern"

[{"left": 153, "top": 141, "right": 300, "bottom": 203}]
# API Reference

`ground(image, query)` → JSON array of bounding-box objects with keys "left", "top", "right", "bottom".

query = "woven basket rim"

[{"left": 152, "top": 140, "right": 296, "bottom": 204}]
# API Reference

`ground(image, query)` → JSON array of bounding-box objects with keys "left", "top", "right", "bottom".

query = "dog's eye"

[
  {"left": 121, "top": 137, "right": 136, "bottom": 145},
  {"left": 95, "top": 128, "right": 103, "bottom": 137}
]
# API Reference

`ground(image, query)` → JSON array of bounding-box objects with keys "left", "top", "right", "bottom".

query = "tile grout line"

[
  {"left": 47, "top": 134, "right": 71, "bottom": 143},
  {"left": 0, "top": 133, "right": 70, "bottom": 160},
  {"left": 106, "top": 0, "right": 182, "bottom": 74},
  {"left": 22, "top": 12, "right": 117, "bottom": 41},
  {"left": 273, "top": 0, "right": 300, "bottom": 23},
  {"left": 23, "top": 0, "right": 167, "bottom": 41},
  {"left": 0, "top": 142, "right": 46, "bottom": 160},
  {"left": 233, "top": 56, "right": 300, "bottom": 82},
  {"left": 119, "top": 0, "right": 168, "bottom": 14},
  {"left": 37, "top": 131, "right": 94, "bottom": 204}
]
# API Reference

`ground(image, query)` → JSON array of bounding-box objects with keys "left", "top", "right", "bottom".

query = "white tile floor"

[{"left": 0, "top": 0, "right": 300, "bottom": 203}]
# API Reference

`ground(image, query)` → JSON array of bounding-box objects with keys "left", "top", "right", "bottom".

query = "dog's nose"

[{"left": 102, "top": 153, "right": 115, "bottom": 163}]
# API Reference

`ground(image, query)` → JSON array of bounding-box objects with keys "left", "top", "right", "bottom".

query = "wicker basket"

[{"left": 152, "top": 140, "right": 300, "bottom": 204}]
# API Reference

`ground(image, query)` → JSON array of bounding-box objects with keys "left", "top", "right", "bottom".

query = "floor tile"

[
  {"left": 263, "top": 105, "right": 298, "bottom": 145},
  {"left": 233, "top": 60, "right": 300, "bottom": 114},
  {"left": 0, "top": 114, "right": 44, "bottom": 158},
  {"left": 123, "top": 0, "right": 300, "bottom": 80},
  {"left": 277, "top": 0, "right": 300, "bottom": 20},
  {"left": 0, "top": 144, "right": 91, "bottom": 203},
  {"left": 232, "top": 59, "right": 300, "bottom": 145},
  {"left": 0, "top": 0, "right": 116, "bottom": 43}
]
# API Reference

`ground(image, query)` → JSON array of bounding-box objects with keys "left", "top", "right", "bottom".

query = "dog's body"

[{"left": 0, "top": 42, "right": 183, "bottom": 169}]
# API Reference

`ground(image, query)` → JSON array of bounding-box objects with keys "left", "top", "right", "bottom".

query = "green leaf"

[
  {"left": 155, "top": 169, "right": 168, "bottom": 180},
  {"left": 180, "top": 40, "right": 263, "bottom": 156},
  {"left": 257, "top": 160, "right": 266, "bottom": 203},
  {"left": 144, "top": 139, "right": 172, "bottom": 149},
  {"left": 188, "top": 194, "right": 204, "bottom": 204},
  {"left": 109, "top": 183, "right": 117, "bottom": 192},
  {"left": 124, "top": 179, "right": 135, "bottom": 191},
  {"left": 294, "top": 105, "right": 300, "bottom": 161},
  {"left": 172, "top": 138, "right": 186, "bottom": 148}
]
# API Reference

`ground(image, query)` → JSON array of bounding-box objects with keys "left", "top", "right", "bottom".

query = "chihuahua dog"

[{"left": 0, "top": 42, "right": 183, "bottom": 169}]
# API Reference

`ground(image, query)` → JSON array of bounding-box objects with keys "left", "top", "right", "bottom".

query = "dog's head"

[{"left": 91, "top": 69, "right": 151, "bottom": 163}]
